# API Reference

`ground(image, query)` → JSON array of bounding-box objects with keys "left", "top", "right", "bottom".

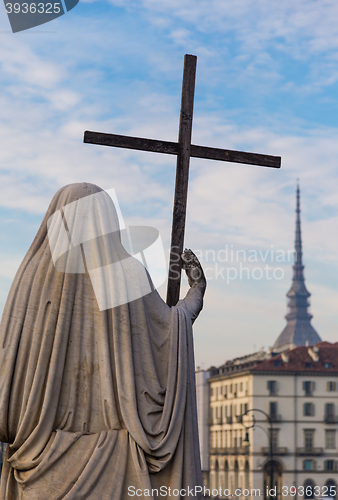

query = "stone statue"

[{"left": 0, "top": 183, "right": 206, "bottom": 500}]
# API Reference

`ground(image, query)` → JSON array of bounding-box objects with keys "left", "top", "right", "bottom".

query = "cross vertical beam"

[{"left": 167, "top": 55, "right": 197, "bottom": 307}]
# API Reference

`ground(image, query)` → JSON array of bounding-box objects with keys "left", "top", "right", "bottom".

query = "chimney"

[
  {"left": 308, "top": 346, "right": 319, "bottom": 362},
  {"left": 281, "top": 352, "right": 289, "bottom": 363}
]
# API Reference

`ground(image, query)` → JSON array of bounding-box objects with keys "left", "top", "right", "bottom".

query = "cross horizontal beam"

[{"left": 84, "top": 131, "right": 281, "bottom": 169}]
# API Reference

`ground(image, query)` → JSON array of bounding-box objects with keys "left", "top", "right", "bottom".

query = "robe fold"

[{"left": 0, "top": 183, "right": 203, "bottom": 500}]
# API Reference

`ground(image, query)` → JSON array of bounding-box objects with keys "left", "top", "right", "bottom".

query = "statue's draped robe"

[{"left": 0, "top": 184, "right": 203, "bottom": 500}]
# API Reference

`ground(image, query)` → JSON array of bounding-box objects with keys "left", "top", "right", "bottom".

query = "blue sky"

[{"left": 0, "top": 0, "right": 338, "bottom": 367}]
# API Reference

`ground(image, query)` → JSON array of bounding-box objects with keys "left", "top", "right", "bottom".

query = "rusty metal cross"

[{"left": 84, "top": 54, "right": 281, "bottom": 307}]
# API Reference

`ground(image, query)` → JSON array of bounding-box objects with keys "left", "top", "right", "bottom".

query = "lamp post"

[{"left": 241, "top": 409, "right": 274, "bottom": 499}]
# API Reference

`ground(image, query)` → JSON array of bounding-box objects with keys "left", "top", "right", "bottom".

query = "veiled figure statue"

[{"left": 0, "top": 183, "right": 206, "bottom": 500}]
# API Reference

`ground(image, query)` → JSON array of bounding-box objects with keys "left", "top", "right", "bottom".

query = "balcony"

[
  {"left": 324, "top": 415, "right": 338, "bottom": 424},
  {"left": 210, "top": 446, "right": 249, "bottom": 456},
  {"left": 261, "top": 447, "right": 288, "bottom": 455},
  {"left": 269, "top": 414, "right": 281, "bottom": 422},
  {"left": 208, "top": 417, "right": 222, "bottom": 425},
  {"left": 296, "top": 447, "right": 323, "bottom": 456}
]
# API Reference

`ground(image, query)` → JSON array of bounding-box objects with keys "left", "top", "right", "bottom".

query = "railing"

[
  {"left": 210, "top": 446, "right": 249, "bottom": 455},
  {"left": 296, "top": 447, "right": 323, "bottom": 456},
  {"left": 226, "top": 416, "right": 232, "bottom": 424},
  {"left": 269, "top": 414, "right": 281, "bottom": 422},
  {"left": 324, "top": 415, "right": 337, "bottom": 423},
  {"left": 261, "top": 446, "right": 287, "bottom": 455},
  {"left": 208, "top": 416, "right": 225, "bottom": 425}
]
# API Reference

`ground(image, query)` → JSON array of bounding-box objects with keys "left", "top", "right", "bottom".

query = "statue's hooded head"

[
  {"left": 22, "top": 182, "right": 153, "bottom": 312},
  {"left": 46, "top": 183, "right": 125, "bottom": 274}
]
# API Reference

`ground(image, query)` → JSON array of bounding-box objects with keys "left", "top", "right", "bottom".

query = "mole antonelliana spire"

[{"left": 273, "top": 183, "right": 321, "bottom": 352}]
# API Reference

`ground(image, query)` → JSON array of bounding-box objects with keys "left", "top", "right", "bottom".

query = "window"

[
  {"left": 325, "top": 403, "right": 335, "bottom": 422},
  {"left": 215, "top": 406, "right": 222, "bottom": 423},
  {"left": 303, "top": 381, "right": 314, "bottom": 395},
  {"left": 210, "top": 388, "right": 214, "bottom": 397},
  {"left": 240, "top": 382, "right": 243, "bottom": 392},
  {"left": 304, "top": 430, "right": 314, "bottom": 450},
  {"left": 304, "top": 479, "right": 315, "bottom": 499},
  {"left": 305, "top": 362, "right": 312, "bottom": 368},
  {"left": 244, "top": 461, "right": 249, "bottom": 490},
  {"left": 273, "top": 360, "right": 281, "bottom": 367},
  {"left": 327, "top": 381, "right": 337, "bottom": 392},
  {"left": 303, "top": 460, "right": 314, "bottom": 471},
  {"left": 269, "top": 429, "right": 279, "bottom": 450},
  {"left": 216, "top": 387, "right": 218, "bottom": 398},
  {"left": 325, "top": 430, "right": 336, "bottom": 449},
  {"left": 304, "top": 403, "right": 314, "bottom": 416},
  {"left": 244, "top": 403, "right": 248, "bottom": 414},
  {"left": 224, "top": 386, "right": 227, "bottom": 398},
  {"left": 230, "top": 384, "right": 233, "bottom": 393},
  {"left": 224, "top": 460, "right": 229, "bottom": 489},
  {"left": 234, "top": 460, "right": 239, "bottom": 489},
  {"left": 325, "top": 480, "right": 337, "bottom": 500},
  {"left": 267, "top": 380, "right": 277, "bottom": 395},
  {"left": 324, "top": 460, "right": 335, "bottom": 471},
  {"left": 325, "top": 363, "right": 332, "bottom": 368},
  {"left": 269, "top": 402, "right": 278, "bottom": 421}
]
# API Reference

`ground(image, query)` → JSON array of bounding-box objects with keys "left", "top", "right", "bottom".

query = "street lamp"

[{"left": 240, "top": 408, "right": 274, "bottom": 499}]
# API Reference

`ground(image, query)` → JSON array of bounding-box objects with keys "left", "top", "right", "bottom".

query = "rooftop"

[
  {"left": 208, "top": 341, "right": 338, "bottom": 379},
  {"left": 252, "top": 341, "right": 338, "bottom": 374}
]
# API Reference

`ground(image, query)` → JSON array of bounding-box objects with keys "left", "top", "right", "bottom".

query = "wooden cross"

[{"left": 84, "top": 54, "right": 281, "bottom": 307}]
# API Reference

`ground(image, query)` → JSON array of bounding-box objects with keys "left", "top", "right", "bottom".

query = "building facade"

[
  {"left": 196, "top": 187, "right": 337, "bottom": 498},
  {"left": 206, "top": 343, "right": 338, "bottom": 499}
]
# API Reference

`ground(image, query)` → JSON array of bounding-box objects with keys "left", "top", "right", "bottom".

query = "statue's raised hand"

[{"left": 181, "top": 249, "right": 206, "bottom": 291}]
